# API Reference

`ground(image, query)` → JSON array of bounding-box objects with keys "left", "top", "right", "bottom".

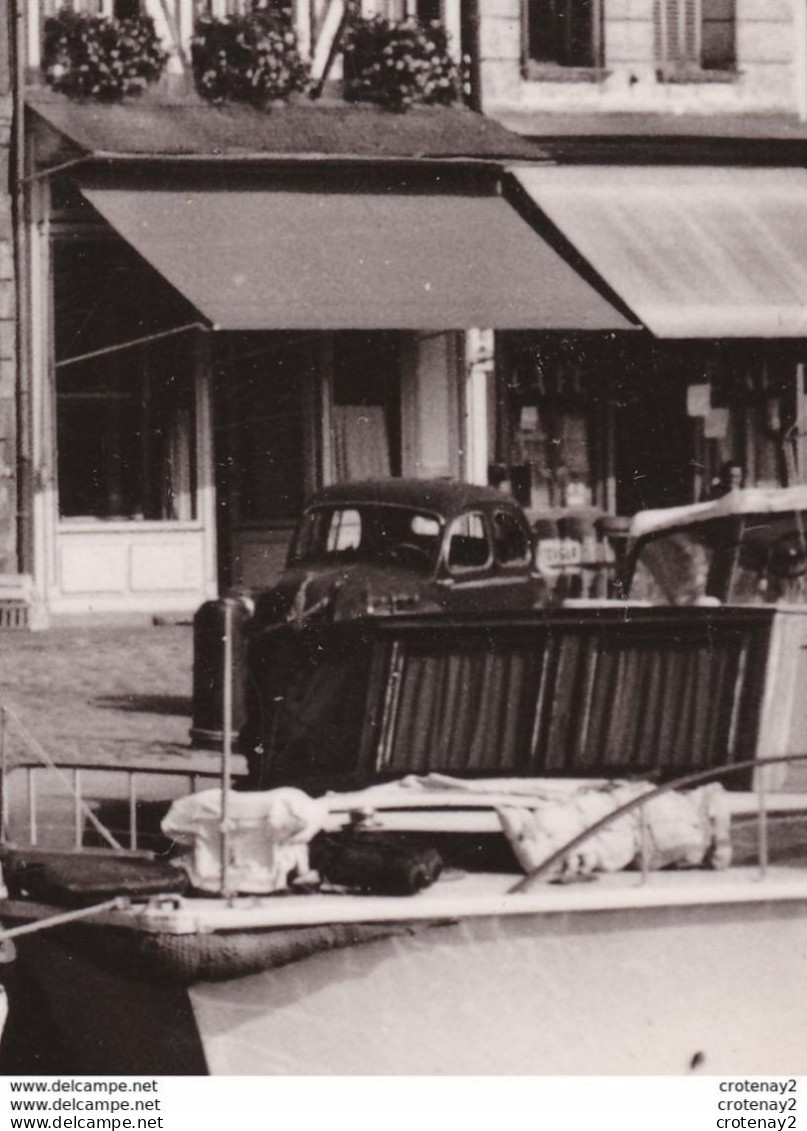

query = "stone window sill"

[{"left": 656, "top": 65, "right": 739, "bottom": 84}]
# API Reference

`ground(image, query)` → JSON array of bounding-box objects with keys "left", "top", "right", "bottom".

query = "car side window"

[
  {"left": 447, "top": 512, "right": 492, "bottom": 572},
  {"left": 493, "top": 510, "right": 531, "bottom": 567}
]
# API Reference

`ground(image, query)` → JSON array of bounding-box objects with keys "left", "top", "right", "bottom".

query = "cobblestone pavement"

[{"left": 0, "top": 623, "right": 204, "bottom": 770}]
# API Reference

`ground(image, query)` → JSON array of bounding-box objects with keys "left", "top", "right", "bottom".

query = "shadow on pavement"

[{"left": 95, "top": 694, "right": 192, "bottom": 717}]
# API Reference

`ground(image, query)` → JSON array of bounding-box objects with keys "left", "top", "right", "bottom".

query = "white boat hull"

[
  {"left": 189, "top": 884, "right": 807, "bottom": 1075},
  {"left": 3, "top": 867, "right": 807, "bottom": 1075}
]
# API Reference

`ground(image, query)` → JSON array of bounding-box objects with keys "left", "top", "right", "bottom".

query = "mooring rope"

[{"left": 0, "top": 898, "right": 122, "bottom": 942}]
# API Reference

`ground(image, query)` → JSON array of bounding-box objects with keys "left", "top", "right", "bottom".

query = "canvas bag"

[{"left": 162, "top": 787, "right": 328, "bottom": 894}]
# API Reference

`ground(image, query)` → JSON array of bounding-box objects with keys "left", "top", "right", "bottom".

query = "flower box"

[
  {"left": 43, "top": 11, "right": 167, "bottom": 102},
  {"left": 343, "top": 16, "right": 460, "bottom": 112},
  {"left": 191, "top": 12, "right": 310, "bottom": 107}
]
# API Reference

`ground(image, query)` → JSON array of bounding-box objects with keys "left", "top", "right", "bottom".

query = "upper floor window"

[
  {"left": 385, "top": 0, "right": 443, "bottom": 19},
  {"left": 654, "top": 0, "right": 736, "bottom": 73},
  {"left": 46, "top": 0, "right": 142, "bottom": 14},
  {"left": 526, "top": 0, "right": 603, "bottom": 70}
]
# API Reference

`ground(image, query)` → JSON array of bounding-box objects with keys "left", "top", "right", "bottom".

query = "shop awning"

[
  {"left": 78, "top": 186, "right": 636, "bottom": 332},
  {"left": 510, "top": 166, "right": 807, "bottom": 338}
]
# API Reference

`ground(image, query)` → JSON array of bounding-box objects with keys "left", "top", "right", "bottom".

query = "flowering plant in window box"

[
  {"left": 343, "top": 17, "right": 461, "bottom": 112},
  {"left": 191, "top": 12, "right": 310, "bottom": 107},
  {"left": 43, "top": 11, "right": 167, "bottom": 102}
]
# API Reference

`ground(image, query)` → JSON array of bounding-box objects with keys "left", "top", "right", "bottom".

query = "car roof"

[{"left": 304, "top": 479, "right": 521, "bottom": 516}]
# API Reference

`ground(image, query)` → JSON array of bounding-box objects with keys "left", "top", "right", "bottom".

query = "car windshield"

[
  {"left": 629, "top": 512, "right": 807, "bottom": 605},
  {"left": 290, "top": 504, "right": 443, "bottom": 573}
]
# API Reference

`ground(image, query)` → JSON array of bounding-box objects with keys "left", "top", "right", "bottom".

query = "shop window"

[
  {"left": 57, "top": 350, "right": 197, "bottom": 522},
  {"left": 53, "top": 237, "right": 199, "bottom": 523},
  {"left": 498, "top": 337, "right": 596, "bottom": 511},
  {"left": 447, "top": 512, "right": 491, "bottom": 571},
  {"left": 654, "top": 0, "right": 736, "bottom": 73},
  {"left": 702, "top": 351, "right": 798, "bottom": 495},
  {"left": 526, "top": 0, "right": 602, "bottom": 70}
]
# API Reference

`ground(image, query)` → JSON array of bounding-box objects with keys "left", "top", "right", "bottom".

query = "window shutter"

[
  {"left": 682, "top": 0, "right": 700, "bottom": 63},
  {"left": 656, "top": 0, "right": 735, "bottom": 68},
  {"left": 654, "top": 0, "right": 703, "bottom": 65}
]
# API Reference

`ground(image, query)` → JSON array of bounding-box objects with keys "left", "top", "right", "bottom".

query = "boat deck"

[{"left": 4, "top": 859, "right": 807, "bottom": 937}]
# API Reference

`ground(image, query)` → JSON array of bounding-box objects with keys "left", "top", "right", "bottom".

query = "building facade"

[
  {"left": 479, "top": 0, "right": 804, "bottom": 118},
  {"left": 474, "top": 0, "right": 807, "bottom": 520},
  {"left": 5, "top": 0, "right": 807, "bottom": 621},
  {"left": 12, "top": 0, "right": 643, "bottom": 619}
]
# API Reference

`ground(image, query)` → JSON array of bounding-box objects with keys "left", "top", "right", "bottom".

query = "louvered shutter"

[
  {"left": 654, "top": 0, "right": 701, "bottom": 65},
  {"left": 655, "top": 0, "right": 734, "bottom": 68}
]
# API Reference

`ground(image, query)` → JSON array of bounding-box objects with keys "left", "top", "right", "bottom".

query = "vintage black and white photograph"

[{"left": 0, "top": 0, "right": 805, "bottom": 1084}]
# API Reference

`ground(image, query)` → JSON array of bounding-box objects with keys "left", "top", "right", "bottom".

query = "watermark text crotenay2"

[{"left": 716, "top": 1079, "right": 798, "bottom": 1130}]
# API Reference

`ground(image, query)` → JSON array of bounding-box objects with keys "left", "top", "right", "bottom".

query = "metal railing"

[
  {"left": 0, "top": 701, "right": 239, "bottom": 854},
  {"left": 4, "top": 760, "right": 229, "bottom": 852}
]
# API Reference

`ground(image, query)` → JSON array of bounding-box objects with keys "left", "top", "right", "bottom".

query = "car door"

[{"left": 437, "top": 507, "right": 539, "bottom": 613}]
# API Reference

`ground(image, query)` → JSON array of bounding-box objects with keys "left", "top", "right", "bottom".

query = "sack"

[
  {"left": 311, "top": 832, "right": 443, "bottom": 896},
  {"left": 641, "top": 783, "right": 731, "bottom": 870},
  {"left": 499, "top": 788, "right": 638, "bottom": 877},
  {"left": 499, "top": 782, "right": 732, "bottom": 879}
]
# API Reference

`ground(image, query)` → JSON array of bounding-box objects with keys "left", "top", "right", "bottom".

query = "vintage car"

[
  {"left": 250, "top": 478, "right": 548, "bottom": 625},
  {"left": 191, "top": 479, "right": 547, "bottom": 749}
]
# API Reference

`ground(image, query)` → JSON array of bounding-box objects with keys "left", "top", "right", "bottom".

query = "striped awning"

[{"left": 511, "top": 166, "right": 807, "bottom": 338}]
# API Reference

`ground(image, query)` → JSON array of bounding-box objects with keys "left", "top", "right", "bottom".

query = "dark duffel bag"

[{"left": 310, "top": 832, "right": 443, "bottom": 896}]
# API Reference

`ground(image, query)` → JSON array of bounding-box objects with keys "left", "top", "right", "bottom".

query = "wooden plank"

[
  {"left": 498, "top": 650, "right": 529, "bottom": 771},
  {"left": 541, "top": 631, "right": 583, "bottom": 772},
  {"left": 570, "top": 635, "right": 599, "bottom": 771}
]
